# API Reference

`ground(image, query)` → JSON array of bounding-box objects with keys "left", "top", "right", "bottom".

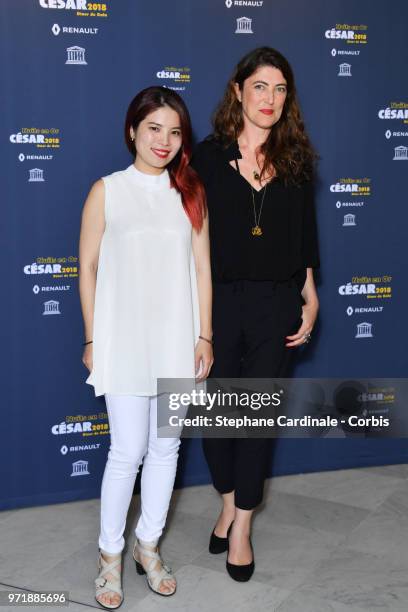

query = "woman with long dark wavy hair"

[
  {"left": 79, "top": 86, "right": 213, "bottom": 608},
  {"left": 191, "top": 47, "right": 320, "bottom": 582}
]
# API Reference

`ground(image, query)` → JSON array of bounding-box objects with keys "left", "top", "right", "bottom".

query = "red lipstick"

[{"left": 151, "top": 148, "right": 170, "bottom": 159}]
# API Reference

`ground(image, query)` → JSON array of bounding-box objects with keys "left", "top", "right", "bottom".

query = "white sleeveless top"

[{"left": 86, "top": 164, "right": 200, "bottom": 397}]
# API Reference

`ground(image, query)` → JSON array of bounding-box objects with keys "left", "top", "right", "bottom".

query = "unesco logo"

[
  {"left": 235, "top": 17, "right": 253, "bottom": 34},
  {"left": 393, "top": 145, "right": 408, "bottom": 160},
  {"left": 343, "top": 213, "right": 356, "bottom": 227},
  {"left": 355, "top": 322, "right": 373, "bottom": 339},
  {"left": 66, "top": 46, "right": 87, "bottom": 65},
  {"left": 338, "top": 63, "right": 351, "bottom": 77},
  {"left": 71, "top": 460, "right": 90, "bottom": 477}
]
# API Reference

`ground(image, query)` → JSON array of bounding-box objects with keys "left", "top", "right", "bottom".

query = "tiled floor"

[{"left": 1, "top": 464, "right": 408, "bottom": 611}]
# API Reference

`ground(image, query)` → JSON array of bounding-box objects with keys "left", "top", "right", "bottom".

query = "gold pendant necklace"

[{"left": 250, "top": 184, "right": 268, "bottom": 237}]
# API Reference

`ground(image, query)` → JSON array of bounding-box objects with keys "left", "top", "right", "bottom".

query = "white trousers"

[{"left": 98, "top": 394, "right": 181, "bottom": 554}]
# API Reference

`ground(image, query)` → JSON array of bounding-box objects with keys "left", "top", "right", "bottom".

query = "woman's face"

[
  {"left": 131, "top": 105, "right": 182, "bottom": 174},
  {"left": 234, "top": 65, "right": 288, "bottom": 131}
]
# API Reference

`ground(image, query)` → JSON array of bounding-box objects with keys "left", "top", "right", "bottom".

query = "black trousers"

[{"left": 202, "top": 279, "right": 303, "bottom": 510}]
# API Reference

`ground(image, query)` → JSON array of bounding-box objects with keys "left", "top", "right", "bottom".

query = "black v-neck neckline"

[{"left": 227, "top": 159, "right": 277, "bottom": 193}]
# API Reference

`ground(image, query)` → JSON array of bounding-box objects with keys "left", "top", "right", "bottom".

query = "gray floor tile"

[
  {"left": 151, "top": 510, "right": 216, "bottom": 567},
  {"left": 276, "top": 589, "right": 368, "bottom": 612},
  {"left": 268, "top": 468, "right": 403, "bottom": 510},
  {"left": 340, "top": 482, "right": 408, "bottom": 566},
  {"left": 292, "top": 546, "right": 408, "bottom": 611},
  {"left": 253, "top": 490, "right": 367, "bottom": 536},
  {"left": 358, "top": 463, "right": 408, "bottom": 480},
  {"left": 0, "top": 510, "right": 17, "bottom": 523},
  {"left": 0, "top": 500, "right": 99, "bottom": 583},
  {"left": 168, "top": 484, "right": 221, "bottom": 521},
  {"left": 126, "top": 564, "right": 291, "bottom": 612}
]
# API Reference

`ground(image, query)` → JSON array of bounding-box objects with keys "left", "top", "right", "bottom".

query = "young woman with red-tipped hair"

[{"left": 79, "top": 86, "right": 213, "bottom": 608}]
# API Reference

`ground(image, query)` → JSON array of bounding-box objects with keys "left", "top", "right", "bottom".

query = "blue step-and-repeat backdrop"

[{"left": 1, "top": 0, "right": 407, "bottom": 510}]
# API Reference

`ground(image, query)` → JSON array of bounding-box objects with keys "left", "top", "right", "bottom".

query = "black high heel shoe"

[
  {"left": 209, "top": 521, "right": 233, "bottom": 554},
  {"left": 226, "top": 532, "right": 255, "bottom": 582}
]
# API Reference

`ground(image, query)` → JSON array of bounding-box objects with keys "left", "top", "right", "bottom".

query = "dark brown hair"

[
  {"left": 124, "top": 86, "right": 206, "bottom": 230},
  {"left": 213, "top": 47, "right": 317, "bottom": 184}
]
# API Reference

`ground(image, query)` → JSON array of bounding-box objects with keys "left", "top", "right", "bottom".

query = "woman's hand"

[
  {"left": 285, "top": 300, "right": 319, "bottom": 348},
  {"left": 82, "top": 343, "right": 93, "bottom": 372},
  {"left": 195, "top": 339, "right": 214, "bottom": 382}
]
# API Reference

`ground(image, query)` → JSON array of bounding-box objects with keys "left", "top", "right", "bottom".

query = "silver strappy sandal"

[
  {"left": 133, "top": 538, "right": 176, "bottom": 597},
  {"left": 94, "top": 549, "right": 123, "bottom": 610}
]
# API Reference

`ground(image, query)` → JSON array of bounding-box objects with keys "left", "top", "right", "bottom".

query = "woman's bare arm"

[
  {"left": 286, "top": 268, "right": 319, "bottom": 347},
  {"left": 78, "top": 179, "right": 105, "bottom": 369},
  {"left": 301, "top": 267, "right": 319, "bottom": 308},
  {"left": 192, "top": 213, "right": 213, "bottom": 379},
  {"left": 192, "top": 213, "right": 212, "bottom": 339}
]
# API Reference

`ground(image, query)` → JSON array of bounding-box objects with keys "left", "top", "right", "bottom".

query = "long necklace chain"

[
  {"left": 250, "top": 183, "right": 268, "bottom": 237},
  {"left": 234, "top": 153, "right": 269, "bottom": 236}
]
